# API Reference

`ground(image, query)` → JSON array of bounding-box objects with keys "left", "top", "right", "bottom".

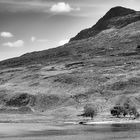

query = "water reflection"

[
  {"left": 111, "top": 123, "right": 140, "bottom": 132},
  {"left": 1, "top": 123, "right": 140, "bottom": 140}
]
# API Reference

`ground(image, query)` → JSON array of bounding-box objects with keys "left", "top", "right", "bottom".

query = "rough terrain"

[{"left": 0, "top": 6, "right": 140, "bottom": 122}]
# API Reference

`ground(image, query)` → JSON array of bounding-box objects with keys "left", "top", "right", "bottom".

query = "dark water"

[{"left": 1, "top": 123, "right": 140, "bottom": 140}]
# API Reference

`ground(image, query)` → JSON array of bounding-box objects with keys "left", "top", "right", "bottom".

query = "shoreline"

[
  {"left": 84, "top": 120, "right": 140, "bottom": 125},
  {"left": 64, "top": 119, "right": 140, "bottom": 125}
]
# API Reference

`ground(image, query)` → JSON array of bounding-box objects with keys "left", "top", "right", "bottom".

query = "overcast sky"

[{"left": 0, "top": 0, "right": 140, "bottom": 60}]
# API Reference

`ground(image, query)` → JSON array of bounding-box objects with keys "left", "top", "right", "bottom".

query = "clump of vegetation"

[
  {"left": 110, "top": 96, "right": 139, "bottom": 119},
  {"left": 5, "top": 93, "right": 31, "bottom": 107},
  {"left": 110, "top": 105, "right": 124, "bottom": 117},
  {"left": 136, "top": 45, "right": 140, "bottom": 49},
  {"left": 81, "top": 104, "right": 97, "bottom": 119}
]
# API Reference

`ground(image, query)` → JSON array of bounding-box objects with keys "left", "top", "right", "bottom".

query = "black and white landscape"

[{"left": 0, "top": 0, "right": 140, "bottom": 139}]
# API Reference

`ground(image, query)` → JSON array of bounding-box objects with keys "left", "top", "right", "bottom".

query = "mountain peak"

[
  {"left": 70, "top": 6, "right": 138, "bottom": 42},
  {"left": 103, "top": 6, "right": 136, "bottom": 20}
]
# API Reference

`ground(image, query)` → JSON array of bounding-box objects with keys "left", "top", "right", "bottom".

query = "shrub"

[
  {"left": 82, "top": 104, "right": 97, "bottom": 119},
  {"left": 128, "top": 106, "right": 139, "bottom": 119},
  {"left": 110, "top": 105, "right": 124, "bottom": 117},
  {"left": 137, "top": 45, "right": 140, "bottom": 49},
  {"left": 5, "top": 93, "right": 31, "bottom": 107},
  {"left": 110, "top": 96, "right": 139, "bottom": 119},
  {"left": 122, "top": 97, "right": 139, "bottom": 118}
]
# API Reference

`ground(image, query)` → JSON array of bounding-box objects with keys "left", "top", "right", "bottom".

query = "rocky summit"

[
  {"left": 70, "top": 6, "right": 139, "bottom": 41},
  {"left": 1, "top": 6, "right": 140, "bottom": 122}
]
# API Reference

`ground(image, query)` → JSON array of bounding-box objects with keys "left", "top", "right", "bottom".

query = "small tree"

[
  {"left": 123, "top": 97, "right": 139, "bottom": 119},
  {"left": 82, "top": 104, "right": 97, "bottom": 119},
  {"left": 128, "top": 106, "right": 139, "bottom": 119},
  {"left": 110, "top": 96, "right": 139, "bottom": 119},
  {"left": 110, "top": 105, "right": 123, "bottom": 118}
]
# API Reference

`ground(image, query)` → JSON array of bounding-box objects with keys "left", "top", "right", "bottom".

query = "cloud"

[
  {"left": 3, "top": 40, "right": 24, "bottom": 47},
  {"left": 50, "top": 2, "right": 80, "bottom": 13},
  {"left": 31, "top": 36, "right": 48, "bottom": 43},
  {"left": 0, "top": 0, "right": 82, "bottom": 13},
  {"left": 59, "top": 39, "right": 69, "bottom": 45},
  {"left": 0, "top": 32, "right": 13, "bottom": 38}
]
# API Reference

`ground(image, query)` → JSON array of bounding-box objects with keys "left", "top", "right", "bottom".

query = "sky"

[{"left": 0, "top": 0, "right": 140, "bottom": 61}]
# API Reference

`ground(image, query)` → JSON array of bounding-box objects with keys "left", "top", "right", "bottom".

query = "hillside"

[
  {"left": 1, "top": 6, "right": 140, "bottom": 122},
  {"left": 0, "top": 7, "right": 140, "bottom": 69},
  {"left": 70, "top": 6, "right": 139, "bottom": 41}
]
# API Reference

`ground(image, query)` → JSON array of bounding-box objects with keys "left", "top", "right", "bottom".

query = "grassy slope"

[{"left": 1, "top": 21, "right": 140, "bottom": 121}]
